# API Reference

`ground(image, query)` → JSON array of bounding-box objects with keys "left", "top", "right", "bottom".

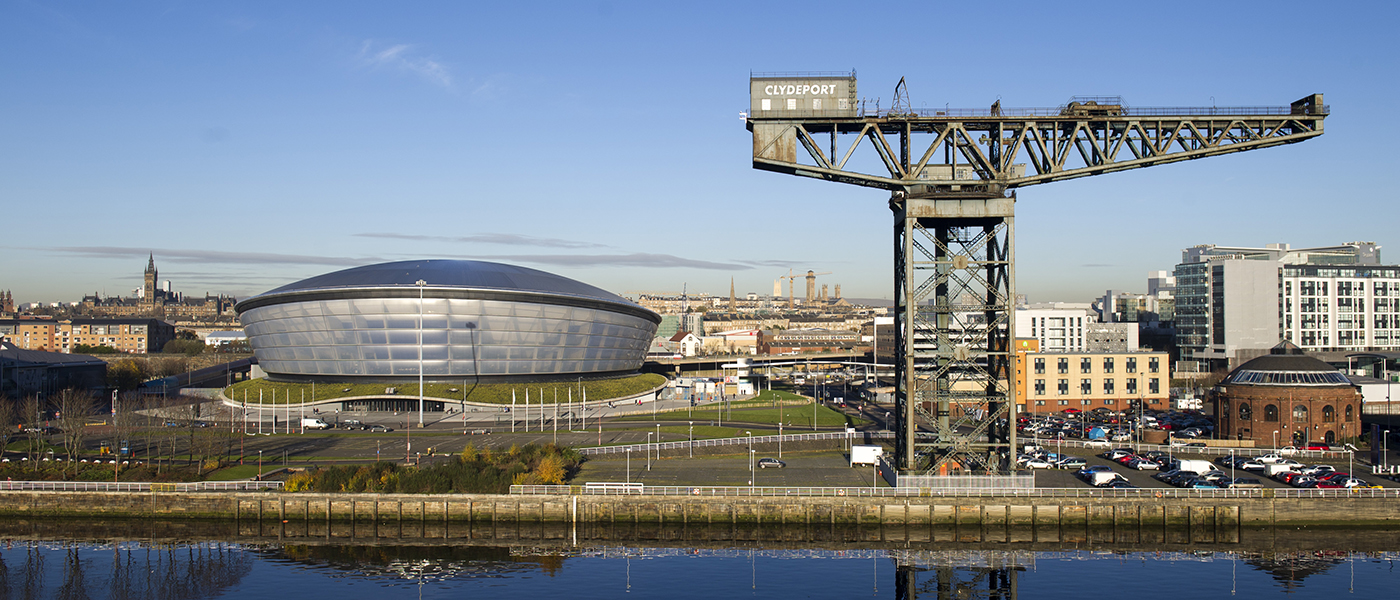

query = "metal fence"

[
  {"left": 578, "top": 431, "right": 894, "bottom": 456},
  {"left": 0, "top": 481, "right": 283, "bottom": 492},
  {"left": 895, "top": 473, "right": 1035, "bottom": 490},
  {"left": 511, "top": 484, "right": 1399, "bottom": 500},
  {"left": 1021, "top": 437, "right": 1353, "bottom": 461}
]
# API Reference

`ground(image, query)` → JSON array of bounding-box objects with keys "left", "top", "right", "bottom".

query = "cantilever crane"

[{"left": 745, "top": 71, "right": 1327, "bottom": 476}]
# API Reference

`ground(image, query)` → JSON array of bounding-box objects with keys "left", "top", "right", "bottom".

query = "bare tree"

[
  {"left": 55, "top": 389, "right": 97, "bottom": 477},
  {"left": 21, "top": 395, "right": 42, "bottom": 467},
  {"left": 111, "top": 391, "right": 141, "bottom": 479},
  {"left": 0, "top": 395, "right": 16, "bottom": 461},
  {"left": 140, "top": 394, "right": 161, "bottom": 471}
]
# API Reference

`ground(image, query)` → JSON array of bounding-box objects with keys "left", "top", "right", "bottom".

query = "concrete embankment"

[{"left": 0, "top": 491, "right": 1397, "bottom": 528}]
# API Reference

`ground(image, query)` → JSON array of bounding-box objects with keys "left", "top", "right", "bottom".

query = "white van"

[
  {"left": 850, "top": 445, "right": 883, "bottom": 466},
  {"left": 300, "top": 418, "right": 332, "bottom": 430}
]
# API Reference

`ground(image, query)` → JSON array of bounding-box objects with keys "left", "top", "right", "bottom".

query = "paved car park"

[
  {"left": 1030, "top": 446, "right": 1399, "bottom": 490},
  {"left": 573, "top": 450, "right": 880, "bottom": 488}
]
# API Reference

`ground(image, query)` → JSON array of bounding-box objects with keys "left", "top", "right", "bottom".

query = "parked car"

[
  {"left": 1055, "top": 457, "right": 1087, "bottom": 470},
  {"left": 1103, "top": 449, "right": 1135, "bottom": 461},
  {"left": 341, "top": 419, "right": 365, "bottom": 430},
  {"left": 1129, "top": 458, "right": 1160, "bottom": 471},
  {"left": 368, "top": 424, "right": 393, "bottom": 433},
  {"left": 1224, "top": 477, "right": 1265, "bottom": 489},
  {"left": 757, "top": 457, "right": 786, "bottom": 469},
  {"left": 1154, "top": 469, "right": 1187, "bottom": 482}
]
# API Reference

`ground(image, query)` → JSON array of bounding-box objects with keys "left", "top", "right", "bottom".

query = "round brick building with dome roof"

[{"left": 1213, "top": 340, "right": 1361, "bottom": 446}]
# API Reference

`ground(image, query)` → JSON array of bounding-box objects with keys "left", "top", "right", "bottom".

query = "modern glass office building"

[{"left": 235, "top": 260, "right": 661, "bottom": 382}]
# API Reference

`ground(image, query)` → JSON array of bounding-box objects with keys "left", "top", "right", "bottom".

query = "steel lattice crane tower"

[{"left": 745, "top": 72, "right": 1327, "bottom": 476}]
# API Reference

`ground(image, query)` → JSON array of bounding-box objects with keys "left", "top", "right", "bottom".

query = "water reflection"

[
  {"left": 0, "top": 541, "right": 252, "bottom": 599},
  {"left": 261, "top": 545, "right": 565, "bottom": 585},
  {"left": 0, "top": 520, "right": 1393, "bottom": 598}
]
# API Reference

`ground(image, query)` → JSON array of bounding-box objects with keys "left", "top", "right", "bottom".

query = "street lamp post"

[
  {"left": 689, "top": 421, "right": 694, "bottom": 458},
  {"left": 1273, "top": 430, "right": 1278, "bottom": 453},
  {"left": 778, "top": 420, "right": 783, "bottom": 459},
  {"left": 1385, "top": 430, "right": 1391, "bottom": 470},
  {"left": 416, "top": 279, "right": 427, "bottom": 428},
  {"left": 257, "top": 450, "right": 263, "bottom": 481},
  {"left": 749, "top": 448, "right": 755, "bottom": 488},
  {"left": 646, "top": 432, "right": 652, "bottom": 471}
]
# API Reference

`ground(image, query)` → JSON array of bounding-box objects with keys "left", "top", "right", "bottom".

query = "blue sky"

[{"left": 2, "top": 1, "right": 1395, "bottom": 306}]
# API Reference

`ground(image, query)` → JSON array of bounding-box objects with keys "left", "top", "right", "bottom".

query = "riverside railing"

[
  {"left": 578, "top": 431, "right": 894, "bottom": 456},
  {"left": 511, "top": 484, "right": 1400, "bottom": 500},
  {"left": 0, "top": 481, "right": 283, "bottom": 492}
]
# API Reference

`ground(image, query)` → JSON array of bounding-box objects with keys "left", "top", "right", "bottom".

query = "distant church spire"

[{"left": 729, "top": 278, "right": 736, "bottom": 314}]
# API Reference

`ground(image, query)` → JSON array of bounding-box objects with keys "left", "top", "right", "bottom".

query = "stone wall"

[{"left": 0, "top": 491, "right": 1397, "bottom": 527}]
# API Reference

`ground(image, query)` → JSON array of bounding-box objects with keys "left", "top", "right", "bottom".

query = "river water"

[{"left": 0, "top": 520, "right": 1394, "bottom": 598}]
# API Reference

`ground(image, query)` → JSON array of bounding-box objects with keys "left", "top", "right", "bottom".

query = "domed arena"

[{"left": 235, "top": 260, "right": 661, "bottom": 383}]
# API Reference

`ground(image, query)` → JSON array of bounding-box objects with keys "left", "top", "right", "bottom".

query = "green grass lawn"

[
  {"left": 207, "top": 464, "right": 267, "bottom": 481},
  {"left": 223, "top": 373, "right": 666, "bottom": 405},
  {"left": 620, "top": 402, "right": 860, "bottom": 428}
]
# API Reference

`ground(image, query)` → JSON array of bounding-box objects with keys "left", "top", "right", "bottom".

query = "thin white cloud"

[
  {"left": 48, "top": 246, "right": 381, "bottom": 267},
  {"left": 358, "top": 40, "right": 451, "bottom": 87},
  {"left": 461, "top": 253, "right": 752, "bottom": 271},
  {"left": 357, "top": 232, "right": 607, "bottom": 249}
]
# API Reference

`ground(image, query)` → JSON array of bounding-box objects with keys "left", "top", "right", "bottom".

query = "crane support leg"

[{"left": 892, "top": 191, "right": 1017, "bottom": 475}]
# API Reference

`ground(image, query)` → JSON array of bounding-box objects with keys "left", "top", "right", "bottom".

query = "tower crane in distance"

[
  {"left": 745, "top": 71, "right": 1327, "bottom": 477},
  {"left": 779, "top": 269, "right": 831, "bottom": 308}
]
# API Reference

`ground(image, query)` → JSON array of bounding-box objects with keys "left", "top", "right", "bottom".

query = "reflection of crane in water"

[{"left": 890, "top": 550, "right": 1024, "bottom": 600}]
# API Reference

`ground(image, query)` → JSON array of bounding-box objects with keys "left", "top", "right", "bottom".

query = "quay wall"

[{"left": 0, "top": 492, "right": 1396, "bottom": 527}]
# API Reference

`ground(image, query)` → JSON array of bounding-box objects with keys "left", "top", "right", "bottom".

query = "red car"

[{"left": 1303, "top": 442, "right": 1330, "bottom": 450}]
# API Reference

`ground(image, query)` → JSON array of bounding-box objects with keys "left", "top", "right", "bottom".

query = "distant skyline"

[{"left": 2, "top": 2, "right": 1395, "bottom": 307}]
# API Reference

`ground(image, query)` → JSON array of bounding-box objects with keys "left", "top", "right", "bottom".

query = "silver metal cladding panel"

[
  {"left": 749, "top": 76, "right": 856, "bottom": 118},
  {"left": 239, "top": 296, "right": 658, "bottom": 378}
]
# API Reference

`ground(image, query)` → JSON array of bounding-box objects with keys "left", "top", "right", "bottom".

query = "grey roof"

[
  {"left": 1224, "top": 341, "right": 1351, "bottom": 387},
  {"left": 0, "top": 342, "right": 107, "bottom": 367},
  {"left": 239, "top": 260, "right": 648, "bottom": 316}
]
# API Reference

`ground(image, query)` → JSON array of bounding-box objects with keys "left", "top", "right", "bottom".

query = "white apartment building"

[
  {"left": 1282, "top": 264, "right": 1400, "bottom": 351},
  {"left": 1015, "top": 306, "right": 1093, "bottom": 352},
  {"left": 1173, "top": 241, "right": 1397, "bottom": 370}
]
